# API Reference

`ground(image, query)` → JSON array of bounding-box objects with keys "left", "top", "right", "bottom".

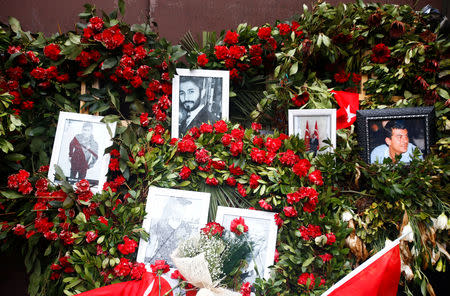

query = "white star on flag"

[{"left": 345, "top": 105, "right": 356, "bottom": 123}]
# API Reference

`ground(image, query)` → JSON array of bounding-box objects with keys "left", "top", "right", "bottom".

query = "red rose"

[
  {"left": 224, "top": 30, "right": 239, "bottom": 44},
  {"left": 214, "top": 45, "right": 229, "bottom": 60},
  {"left": 118, "top": 236, "right": 138, "bottom": 255},
  {"left": 293, "top": 159, "right": 311, "bottom": 177},
  {"left": 44, "top": 43, "right": 61, "bottom": 61},
  {"left": 257, "top": 27, "right": 272, "bottom": 40},
  {"left": 202, "top": 222, "right": 224, "bottom": 237},
  {"left": 213, "top": 120, "right": 228, "bottom": 133},
  {"left": 230, "top": 217, "right": 248, "bottom": 235},
  {"left": 308, "top": 170, "right": 323, "bottom": 186},
  {"left": 179, "top": 166, "right": 191, "bottom": 180},
  {"left": 150, "top": 259, "right": 170, "bottom": 275},
  {"left": 277, "top": 23, "right": 291, "bottom": 36},
  {"left": 85, "top": 230, "right": 98, "bottom": 243},
  {"left": 197, "top": 53, "right": 209, "bottom": 67},
  {"left": 371, "top": 43, "right": 390, "bottom": 64},
  {"left": 230, "top": 141, "right": 243, "bottom": 156},
  {"left": 200, "top": 123, "right": 213, "bottom": 133},
  {"left": 334, "top": 71, "right": 350, "bottom": 84},
  {"left": 133, "top": 32, "right": 147, "bottom": 44}
]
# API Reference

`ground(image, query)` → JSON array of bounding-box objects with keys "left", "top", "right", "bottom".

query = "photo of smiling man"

[{"left": 370, "top": 120, "right": 423, "bottom": 164}]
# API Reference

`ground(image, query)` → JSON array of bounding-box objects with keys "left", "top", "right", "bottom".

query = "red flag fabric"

[
  {"left": 332, "top": 90, "right": 359, "bottom": 130},
  {"left": 305, "top": 121, "right": 310, "bottom": 151},
  {"left": 77, "top": 272, "right": 173, "bottom": 296},
  {"left": 322, "top": 239, "right": 402, "bottom": 296}
]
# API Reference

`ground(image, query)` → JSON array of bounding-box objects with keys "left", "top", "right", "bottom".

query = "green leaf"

[
  {"left": 118, "top": 0, "right": 126, "bottom": 15},
  {"left": 101, "top": 57, "right": 118, "bottom": 70},
  {"left": 0, "top": 190, "right": 23, "bottom": 199},
  {"left": 5, "top": 153, "right": 26, "bottom": 161},
  {"left": 437, "top": 88, "right": 450, "bottom": 100},
  {"left": 302, "top": 256, "right": 315, "bottom": 268},
  {"left": 102, "top": 114, "right": 120, "bottom": 123},
  {"left": 9, "top": 17, "right": 21, "bottom": 33},
  {"left": 290, "top": 62, "right": 298, "bottom": 76}
]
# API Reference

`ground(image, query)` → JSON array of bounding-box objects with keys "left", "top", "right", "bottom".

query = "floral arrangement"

[
  {"left": 0, "top": 1, "right": 449, "bottom": 296},
  {"left": 170, "top": 220, "right": 252, "bottom": 295}
]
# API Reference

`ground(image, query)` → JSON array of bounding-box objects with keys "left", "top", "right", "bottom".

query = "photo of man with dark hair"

[
  {"left": 370, "top": 120, "right": 423, "bottom": 164},
  {"left": 68, "top": 122, "right": 99, "bottom": 181},
  {"left": 178, "top": 76, "right": 222, "bottom": 136}
]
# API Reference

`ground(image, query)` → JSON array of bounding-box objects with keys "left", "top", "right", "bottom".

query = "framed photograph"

[
  {"left": 136, "top": 187, "right": 210, "bottom": 268},
  {"left": 48, "top": 111, "right": 116, "bottom": 193},
  {"left": 356, "top": 107, "right": 435, "bottom": 164},
  {"left": 288, "top": 109, "right": 337, "bottom": 155},
  {"left": 171, "top": 68, "right": 229, "bottom": 138},
  {"left": 215, "top": 206, "right": 278, "bottom": 284}
]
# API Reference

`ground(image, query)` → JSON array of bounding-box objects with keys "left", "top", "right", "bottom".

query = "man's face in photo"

[
  {"left": 82, "top": 124, "right": 93, "bottom": 136},
  {"left": 386, "top": 128, "right": 409, "bottom": 156},
  {"left": 180, "top": 80, "right": 201, "bottom": 112}
]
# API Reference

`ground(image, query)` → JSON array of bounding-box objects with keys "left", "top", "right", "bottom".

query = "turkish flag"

[
  {"left": 321, "top": 238, "right": 402, "bottom": 296},
  {"left": 76, "top": 272, "right": 173, "bottom": 296},
  {"left": 332, "top": 91, "right": 359, "bottom": 130}
]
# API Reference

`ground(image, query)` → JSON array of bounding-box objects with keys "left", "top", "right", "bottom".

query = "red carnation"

[
  {"left": 221, "top": 134, "right": 233, "bottom": 146},
  {"left": 130, "top": 262, "right": 146, "bottom": 280},
  {"left": 293, "top": 159, "right": 311, "bottom": 177},
  {"left": 230, "top": 217, "right": 248, "bottom": 236},
  {"left": 265, "top": 137, "right": 282, "bottom": 153},
  {"left": 253, "top": 136, "right": 264, "bottom": 147},
  {"left": 258, "top": 27, "right": 272, "bottom": 40},
  {"left": 229, "top": 163, "right": 244, "bottom": 175},
  {"left": 226, "top": 177, "right": 236, "bottom": 186},
  {"left": 118, "top": 236, "right": 138, "bottom": 255},
  {"left": 326, "top": 232, "right": 336, "bottom": 245},
  {"left": 249, "top": 44, "right": 262, "bottom": 57},
  {"left": 237, "top": 183, "right": 247, "bottom": 197},
  {"left": 206, "top": 177, "right": 219, "bottom": 186},
  {"left": 250, "top": 148, "right": 266, "bottom": 164},
  {"left": 197, "top": 53, "right": 209, "bottom": 67},
  {"left": 240, "top": 282, "right": 252, "bottom": 296},
  {"left": 213, "top": 120, "right": 228, "bottom": 133},
  {"left": 370, "top": 43, "right": 390, "bottom": 64},
  {"left": 202, "top": 222, "right": 224, "bottom": 237},
  {"left": 200, "top": 123, "right": 213, "bottom": 133},
  {"left": 44, "top": 44, "right": 61, "bottom": 61},
  {"left": 283, "top": 206, "right": 298, "bottom": 217},
  {"left": 13, "top": 224, "right": 26, "bottom": 236},
  {"left": 133, "top": 32, "right": 147, "bottom": 44},
  {"left": 224, "top": 30, "right": 239, "bottom": 44},
  {"left": 140, "top": 112, "right": 149, "bottom": 127},
  {"left": 214, "top": 45, "right": 229, "bottom": 60},
  {"left": 150, "top": 260, "right": 170, "bottom": 275},
  {"left": 258, "top": 199, "right": 273, "bottom": 210},
  {"left": 177, "top": 136, "right": 197, "bottom": 153},
  {"left": 179, "top": 166, "right": 191, "bottom": 180},
  {"left": 114, "top": 258, "right": 132, "bottom": 277},
  {"left": 298, "top": 273, "right": 315, "bottom": 289},
  {"left": 308, "top": 170, "right": 323, "bottom": 186},
  {"left": 277, "top": 23, "right": 291, "bottom": 36},
  {"left": 334, "top": 71, "right": 350, "bottom": 84},
  {"left": 85, "top": 230, "right": 98, "bottom": 243},
  {"left": 251, "top": 122, "right": 262, "bottom": 132},
  {"left": 319, "top": 253, "right": 333, "bottom": 263},
  {"left": 88, "top": 16, "right": 104, "bottom": 31},
  {"left": 249, "top": 173, "right": 261, "bottom": 189},
  {"left": 230, "top": 141, "right": 244, "bottom": 156}
]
